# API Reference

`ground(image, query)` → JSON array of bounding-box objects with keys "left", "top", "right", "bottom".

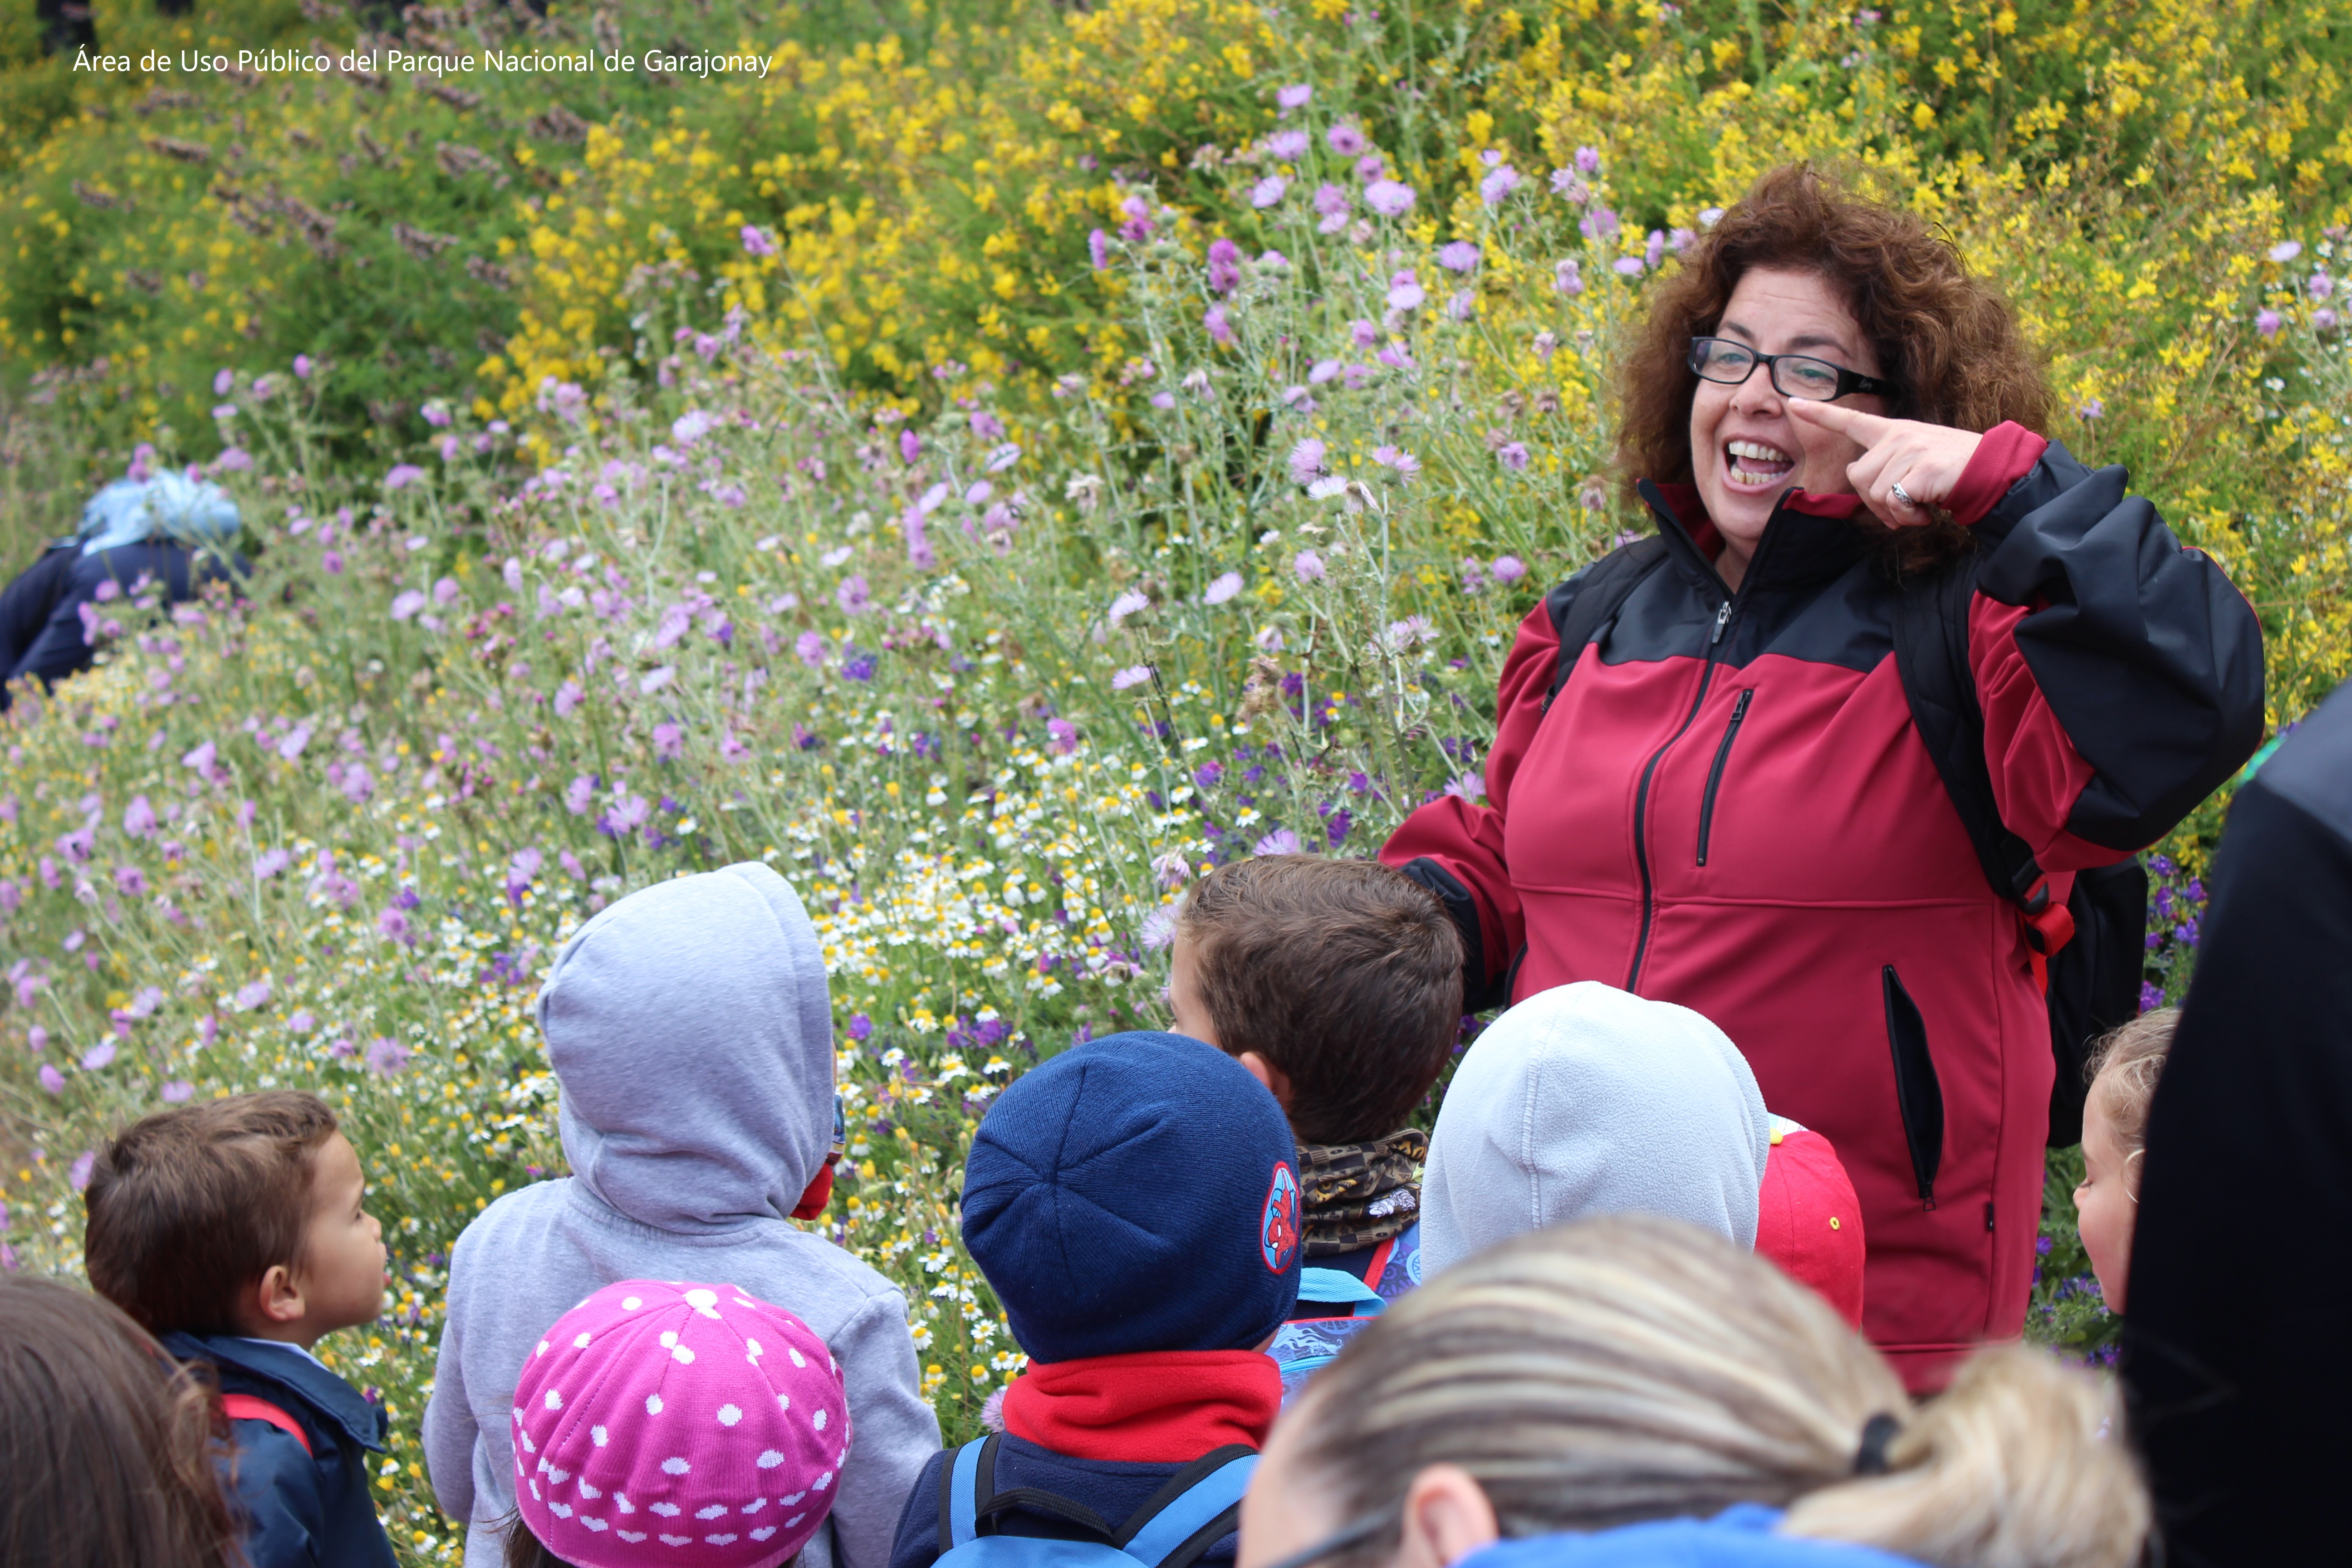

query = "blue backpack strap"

[
  {"left": 944, "top": 1436, "right": 993, "bottom": 1551},
  {"left": 1117, "top": 1449, "right": 1259, "bottom": 1568},
  {"left": 1296, "top": 1267, "right": 1385, "bottom": 1314}
]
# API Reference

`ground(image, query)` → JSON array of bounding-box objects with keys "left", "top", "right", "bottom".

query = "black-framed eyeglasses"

[
  {"left": 1255, "top": 1510, "right": 1400, "bottom": 1568},
  {"left": 1688, "top": 337, "right": 1895, "bottom": 402}
]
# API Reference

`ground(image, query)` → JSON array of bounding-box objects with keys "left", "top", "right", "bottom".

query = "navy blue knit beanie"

[{"left": 961, "top": 1031, "right": 1303, "bottom": 1363}]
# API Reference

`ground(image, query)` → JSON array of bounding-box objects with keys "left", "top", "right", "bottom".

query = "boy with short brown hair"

[
  {"left": 1170, "top": 855, "right": 1461, "bottom": 1382},
  {"left": 85, "top": 1089, "right": 396, "bottom": 1568}
]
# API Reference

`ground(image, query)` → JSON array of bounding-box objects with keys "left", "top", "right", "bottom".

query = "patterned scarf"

[{"left": 1298, "top": 1127, "right": 1427, "bottom": 1257}]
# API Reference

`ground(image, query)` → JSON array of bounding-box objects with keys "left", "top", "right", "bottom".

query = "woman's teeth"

[{"left": 1725, "top": 439, "right": 1794, "bottom": 488}]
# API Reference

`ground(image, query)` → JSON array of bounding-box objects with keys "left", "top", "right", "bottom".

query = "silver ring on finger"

[{"left": 1889, "top": 480, "right": 1917, "bottom": 509}]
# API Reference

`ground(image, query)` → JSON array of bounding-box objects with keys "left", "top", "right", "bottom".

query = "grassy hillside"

[{"left": 1, "top": 1, "right": 2349, "bottom": 1558}]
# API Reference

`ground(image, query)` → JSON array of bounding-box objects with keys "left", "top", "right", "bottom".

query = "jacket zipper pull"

[{"left": 1710, "top": 601, "right": 1732, "bottom": 646}]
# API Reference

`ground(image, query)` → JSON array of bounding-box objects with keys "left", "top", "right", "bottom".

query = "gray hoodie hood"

[
  {"left": 539, "top": 861, "right": 833, "bottom": 1233},
  {"left": 1421, "top": 982, "right": 1771, "bottom": 1276}
]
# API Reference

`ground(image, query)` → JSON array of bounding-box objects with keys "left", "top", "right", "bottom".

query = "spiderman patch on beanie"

[{"left": 1261, "top": 1161, "right": 1302, "bottom": 1273}]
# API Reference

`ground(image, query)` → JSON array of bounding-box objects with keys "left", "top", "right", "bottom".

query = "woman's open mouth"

[{"left": 1725, "top": 439, "right": 1795, "bottom": 489}]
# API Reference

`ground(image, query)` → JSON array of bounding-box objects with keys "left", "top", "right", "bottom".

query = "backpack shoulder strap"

[
  {"left": 1888, "top": 560, "right": 2051, "bottom": 916},
  {"left": 1543, "top": 535, "right": 1672, "bottom": 711},
  {"left": 942, "top": 1436, "right": 992, "bottom": 1552},
  {"left": 221, "top": 1392, "right": 313, "bottom": 1457},
  {"left": 1295, "top": 1268, "right": 1385, "bottom": 1315},
  {"left": 1115, "top": 1447, "right": 1259, "bottom": 1568},
  {"left": 942, "top": 1435, "right": 1117, "bottom": 1552}
]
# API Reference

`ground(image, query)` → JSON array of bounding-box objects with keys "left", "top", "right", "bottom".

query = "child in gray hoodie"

[{"left": 422, "top": 862, "right": 940, "bottom": 1568}]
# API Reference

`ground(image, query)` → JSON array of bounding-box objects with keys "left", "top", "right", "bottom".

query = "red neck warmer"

[{"left": 1001, "top": 1350, "right": 1281, "bottom": 1462}]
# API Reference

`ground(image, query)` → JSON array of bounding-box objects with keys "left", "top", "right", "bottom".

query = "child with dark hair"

[
  {"left": 1172, "top": 858, "right": 1867, "bottom": 1367},
  {"left": 887, "top": 1032, "right": 1302, "bottom": 1568},
  {"left": 0, "top": 1274, "right": 244, "bottom": 1568},
  {"left": 83, "top": 1089, "right": 395, "bottom": 1568},
  {"left": 1168, "top": 857, "right": 1460, "bottom": 1297}
]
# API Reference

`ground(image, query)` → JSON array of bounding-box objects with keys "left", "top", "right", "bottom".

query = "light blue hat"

[{"left": 77, "top": 471, "right": 241, "bottom": 557}]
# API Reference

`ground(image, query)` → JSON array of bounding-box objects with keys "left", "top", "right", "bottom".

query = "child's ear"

[
  {"left": 1237, "top": 1051, "right": 1296, "bottom": 1112},
  {"left": 251, "top": 1263, "right": 307, "bottom": 1331},
  {"left": 1397, "top": 1464, "right": 1499, "bottom": 1568}
]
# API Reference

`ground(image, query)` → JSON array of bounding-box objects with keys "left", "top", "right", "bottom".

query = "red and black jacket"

[{"left": 1382, "top": 428, "right": 2264, "bottom": 1388}]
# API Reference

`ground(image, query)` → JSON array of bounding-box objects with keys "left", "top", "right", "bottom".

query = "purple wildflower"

[
  {"left": 1253, "top": 828, "right": 1304, "bottom": 857},
  {"left": 1207, "top": 237, "right": 1242, "bottom": 294},
  {"left": 1289, "top": 438, "right": 1328, "bottom": 485}
]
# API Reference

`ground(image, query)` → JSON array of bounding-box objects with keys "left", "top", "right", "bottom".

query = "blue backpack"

[
  {"left": 1266, "top": 1222, "right": 1423, "bottom": 1402},
  {"left": 933, "top": 1436, "right": 1258, "bottom": 1568}
]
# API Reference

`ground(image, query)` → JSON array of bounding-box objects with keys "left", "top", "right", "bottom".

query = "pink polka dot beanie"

[{"left": 510, "top": 1279, "right": 852, "bottom": 1568}]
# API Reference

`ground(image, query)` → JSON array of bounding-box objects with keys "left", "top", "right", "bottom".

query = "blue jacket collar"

[
  {"left": 1463, "top": 1507, "right": 1928, "bottom": 1568},
  {"left": 163, "top": 1331, "right": 387, "bottom": 1452}
]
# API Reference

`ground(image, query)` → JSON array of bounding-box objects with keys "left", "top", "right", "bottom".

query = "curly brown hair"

[{"left": 1614, "top": 164, "right": 2053, "bottom": 573}]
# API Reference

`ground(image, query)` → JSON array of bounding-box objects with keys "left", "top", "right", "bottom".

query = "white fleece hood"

[
  {"left": 538, "top": 861, "right": 834, "bottom": 1233},
  {"left": 1421, "top": 981, "right": 1771, "bottom": 1276}
]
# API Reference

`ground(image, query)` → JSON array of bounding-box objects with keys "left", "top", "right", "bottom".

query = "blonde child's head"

[
  {"left": 2072, "top": 1008, "right": 2177, "bottom": 1313},
  {"left": 1238, "top": 1215, "right": 2148, "bottom": 1568}
]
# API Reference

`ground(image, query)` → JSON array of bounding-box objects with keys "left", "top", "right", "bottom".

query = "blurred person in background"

[{"left": 0, "top": 458, "right": 244, "bottom": 710}]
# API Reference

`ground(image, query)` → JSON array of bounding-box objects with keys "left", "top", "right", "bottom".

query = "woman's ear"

[{"left": 1394, "top": 1465, "right": 1499, "bottom": 1568}]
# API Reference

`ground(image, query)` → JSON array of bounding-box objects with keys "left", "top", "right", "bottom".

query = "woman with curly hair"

[{"left": 1381, "top": 164, "right": 2264, "bottom": 1390}]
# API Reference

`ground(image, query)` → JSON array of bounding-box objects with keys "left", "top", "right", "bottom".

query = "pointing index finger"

[{"left": 1787, "top": 399, "right": 1893, "bottom": 441}]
